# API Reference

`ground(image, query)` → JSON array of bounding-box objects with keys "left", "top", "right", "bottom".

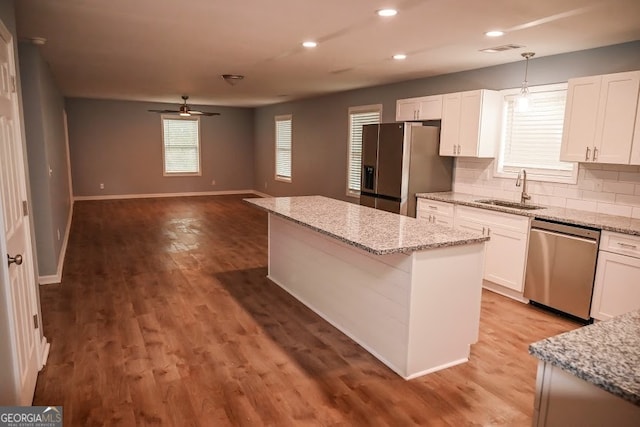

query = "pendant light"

[{"left": 516, "top": 52, "right": 535, "bottom": 112}]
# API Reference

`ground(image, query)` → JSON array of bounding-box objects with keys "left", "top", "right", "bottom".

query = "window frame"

[
  {"left": 161, "top": 115, "right": 202, "bottom": 177},
  {"left": 346, "top": 104, "right": 382, "bottom": 197},
  {"left": 494, "top": 83, "right": 578, "bottom": 184},
  {"left": 274, "top": 114, "right": 293, "bottom": 183}
]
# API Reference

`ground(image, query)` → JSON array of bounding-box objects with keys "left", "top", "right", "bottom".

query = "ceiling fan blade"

[
  {"left": 148, "top": 109, "right": 180, "bottom": 114},
  {"left": 188, "top": 110, "right": 221, "bottom": 116}
]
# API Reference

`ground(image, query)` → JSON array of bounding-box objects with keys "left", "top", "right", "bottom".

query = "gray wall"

[
  {"left": 66, "top": 98, "right": 255, "bottom": 197},
  {"left": 254, "top": 41, "right": 640, "bottom": 201},
  {"left": 19, "top": 42, "right": 71, "bottom": 276}
]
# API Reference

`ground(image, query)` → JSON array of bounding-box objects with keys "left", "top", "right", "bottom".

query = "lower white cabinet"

[
  {"left": 591, "top": 231, "right": 640, "bottom": 320},
  {"left": 533, "top": 361, "right": 640, "bottom": 427},
  {"left": 416, "top": 199, "right": 454, "bottom": 227},
  {"left": 455, "top": 206, "right": 530, "bottom": 292}
]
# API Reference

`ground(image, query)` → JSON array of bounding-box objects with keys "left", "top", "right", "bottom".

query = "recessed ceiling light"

[
  {"left": 393, "top": 53, "right": 407, "bottom": 60},
  {"left": 377, "top": 8, "right": 398, "bottom": 17},
  {"left": 302, "top": 41, "right": 317, "bottom": 48},
  {"left": 485, "top": 30, "right": 504, "bottom": 37}
]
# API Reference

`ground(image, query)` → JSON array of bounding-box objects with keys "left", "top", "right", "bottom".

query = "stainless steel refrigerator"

[{"left": 360, "top": 123, "right": 453, "bottom": 217}]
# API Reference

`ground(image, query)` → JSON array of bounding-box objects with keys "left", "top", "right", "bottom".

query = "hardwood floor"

[{"left": 34, "top": 195, "right": 578, "bottom": 426}]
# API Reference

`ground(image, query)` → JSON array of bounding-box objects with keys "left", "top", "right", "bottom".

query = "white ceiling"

[{"left": 14, "top": 0, "right": 640, "bottom": 107}]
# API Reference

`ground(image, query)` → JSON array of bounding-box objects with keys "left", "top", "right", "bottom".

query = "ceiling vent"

[{"left": 479, "top": 44, "right": 524, "bottom": 53}]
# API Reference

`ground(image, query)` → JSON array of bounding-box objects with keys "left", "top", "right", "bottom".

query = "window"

[
  {"left": 162, "top": 116, "right": 201, "bottom": 176},
  {"left": 275, "top": 115, "right": 292, "bottom": 182},
  {"left": 496, "top": 83, "right": 576, "bottom": 183},
  {"left": 347, "top": 105, "right": 381, "bottom": 196}
]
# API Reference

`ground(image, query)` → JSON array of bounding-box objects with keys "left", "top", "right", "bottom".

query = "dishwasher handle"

[{"left": 530, "top": 228, "right": 599, "bottom": 246}]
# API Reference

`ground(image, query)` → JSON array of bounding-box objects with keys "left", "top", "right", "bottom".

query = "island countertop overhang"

[{"left": 245, "top": 195, "right": 488, "bottom": 255}]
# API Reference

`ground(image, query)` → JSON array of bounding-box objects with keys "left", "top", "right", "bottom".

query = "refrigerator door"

[
  {"left": 360, "top": 194, "right": 376, "bottom": 209},
  {"left": 375, "top": 198, "right": 401, "bottom": 214},
  {"left": 361, "top": 124, "right": 379, "bottom": 194},
  {"left": 376, "top": 123, "right": 405, "bottom": 199},
  {"left": 405, "top": 126, "right": 453, "bottom": 217}
]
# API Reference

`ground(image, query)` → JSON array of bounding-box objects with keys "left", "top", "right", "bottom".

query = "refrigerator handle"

[{"left": 363, "top": 165, "right": 375, "bottom": 190}]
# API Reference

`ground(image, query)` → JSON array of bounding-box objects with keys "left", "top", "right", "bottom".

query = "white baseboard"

[
  {"left": 73, "top": 189, "right": 266, "bottom": 201},
  {"left": 39, "top": 201, "right": 74, "bottom": 285},
  {"left": 39, "top": 336, "right": 50, "bottom": 369},
  {"left": 250, "top": 190, "right": 271, "bottom": 198}
]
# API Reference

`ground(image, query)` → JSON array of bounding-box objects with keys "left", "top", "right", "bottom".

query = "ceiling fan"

[{"left": 148, "top": 95, "right": 220, "bottom": 117}]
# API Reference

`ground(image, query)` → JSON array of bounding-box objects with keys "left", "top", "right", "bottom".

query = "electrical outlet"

[
  {"left": 264, "top": 181, "right": 268, "bottom": 189},
  {"left": 211, "top": 179, "right": 216, "bottom": 186},
  {"left": 99, "top": 183, "right": 104, "bottom": 190},
  {"left": 57, "top": 228, "right": 60, "bottom": 241}
]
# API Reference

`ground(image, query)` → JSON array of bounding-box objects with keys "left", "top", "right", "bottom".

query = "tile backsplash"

[{"left": 453, "top": 158, "right": 640, "bottom": 219}]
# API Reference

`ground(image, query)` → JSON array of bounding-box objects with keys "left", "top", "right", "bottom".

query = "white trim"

[
  {"left": 161, "top": 115, "right": 202, "bottom": 176},
  {"left": 346, "top": 104, "right": 382, "bottom": 198},
  {"left": 495, "top": 82, "right": 577, "bottom": 184},
  {"left": 274, "top": 114, "right": 292, "bottom": 182},
  {"left": 38, "top": 336, "right": 50, "bottom": 369},
  {"left": 62, "top": 109, "right": 73, "bottom": 201},
  {"left": 39, "top": 200, "right": 73, "bottom": 285},
  {"left": 73, "top": 189, "right": 264, "bottom": 201}
]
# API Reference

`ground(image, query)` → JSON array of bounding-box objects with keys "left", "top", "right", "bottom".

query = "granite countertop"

[
  {"left": 529, "top": 310, "right": 640, "bottom": 406},
  {"left": 416, "top": 191, "right": 640, "bottom": 236},
  {"left": 244, "top": 195, "right": 488, "bottom": 255}
]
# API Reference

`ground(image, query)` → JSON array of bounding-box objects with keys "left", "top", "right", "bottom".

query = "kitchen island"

[
  {"left": 245, "top": 195, "right": 488, "bottom": 379},
  {"left": 529, "top": 310, "right": 640, "bottom": 426}
]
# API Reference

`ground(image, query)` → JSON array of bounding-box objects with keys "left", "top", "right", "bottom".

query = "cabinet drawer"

[
  {"left": 455, "top": 205, "right": 530, "bottom": 234},
  {"left": 417, "top": 199, "right": 454, "bottom": 216},
  {"left": 600, "top": 231, "right": 640, "bottom": 258}
]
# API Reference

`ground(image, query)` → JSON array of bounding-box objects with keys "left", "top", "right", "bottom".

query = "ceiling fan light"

[
  {"left": 179, "top": 112, "right": 191, "bottom": 117},
  {"left": 221, "top": 74, "right": 245, "bottom": 86}
]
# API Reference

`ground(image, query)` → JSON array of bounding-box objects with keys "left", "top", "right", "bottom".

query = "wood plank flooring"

[{"left": 34, "top": 195, "right": 579, "bottom": 426}]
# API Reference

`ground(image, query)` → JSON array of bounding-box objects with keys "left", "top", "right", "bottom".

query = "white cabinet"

[
  {"left": 440, "top": 90, "right": 502, "bottom": 158},
  {"left": 630, "top": 92, "right": 640, "bottom": 165},
  {"left": 591, "top": 231, "right": 640, "bottom": 321},
  {"left": 416, "top": 199, "right": 454, "bottom": 227},
  {"left": 560, "top": 71, "right": 640, "bottom": 164},
  {"left": 454, "top": 206, "right": 530, "bottom": 292},
  {"left": 533, "top": 361, "right": 640, "bottom": 427},
  {"left": 395, "top": 95, "right": 443, "bottom": 121}
]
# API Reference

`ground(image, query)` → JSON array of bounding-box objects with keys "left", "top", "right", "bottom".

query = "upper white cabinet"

[
  {"left": 439, "top": 90, "right": 502, "bottom": 158},
  {"left": 395, "top": 95, "right": 443, "bottom": 121},
  {"left": 560, "top": 71, "right": 640, "bottom": 164},
  {"left": 630, "top": 91, "right": 640, "bottom": 165}
]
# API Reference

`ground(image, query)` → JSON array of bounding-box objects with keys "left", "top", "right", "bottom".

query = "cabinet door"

[
  {"left": 560, "top": 76, "right": 601, "bottom": 162},
  {"left": 630, "top": 92, "right": 640, "bottom": 165},
  {"left": 594, "top": 71, "right": 640, "bottom": 164},
  {"left": 483, "top": 226, "right": 528, "bottom": 291},
  {"left": 458, "top": 90, "right": 482, "bottom": 157},
  {"left": 440, "top": 93, "right": 461, "bottom": 156},
  {"left": 417, "top": 95, "right": 443, "bottom": 120},
  {"left": 396, "top": 98, "right": 419, "bottom": 121},
  {"left": 591, "top": 251, "right": 640, "bottom": 321}
]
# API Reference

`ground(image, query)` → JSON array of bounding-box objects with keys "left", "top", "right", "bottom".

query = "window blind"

[
  {"left": 163, "top": 118, "right": 200, "bottom": 174},
  {"left": 348, "top": 109, "right": 380, "bottom": 193},
  {"left": 500, "top": 88, "right": 573, "bottom": 178},
  {"left": 275, "top": 116, "right": 292, "bottom": 180}
]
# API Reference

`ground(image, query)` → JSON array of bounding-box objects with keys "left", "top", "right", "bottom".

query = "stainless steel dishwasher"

[{"left": 524, "top": 219, "right": 600, "bottom": 321}]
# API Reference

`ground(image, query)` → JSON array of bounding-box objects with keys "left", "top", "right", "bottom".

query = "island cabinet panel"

[
  {"left": 533, "top": 362, "right": 640, "bottom": 427},
  {"left": 266, "top": 214, "right": 485, "bottom": 379}
]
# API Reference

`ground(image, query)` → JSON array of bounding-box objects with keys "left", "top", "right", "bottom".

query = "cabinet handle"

[
  {"left": 617, "top": 242, "right": 638, "bottom": 249},
  {"left": 482, "top": 226, "right": 486, "bottom": 235},
  {"left": 428, "top": 205, "right": 438, "bottom": 210},
  {"left": 585, "top": 146, "right": 591, "bottom": 161},
  {"left": 457, "top": 145, "right": 461, "bottom": 155},
  {"left": 487, "top": 227, "right": 491, "bottom": 236},
  {"left": 453, "top": 145, "right": 456, "bottom": 155},
  {"left": 593, "top": 147, "right": 598, "bottom": 161}
]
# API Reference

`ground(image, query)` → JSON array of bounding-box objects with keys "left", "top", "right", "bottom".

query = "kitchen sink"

[{"left": 474, "top": 199, "right": 545, "bottom": 210}]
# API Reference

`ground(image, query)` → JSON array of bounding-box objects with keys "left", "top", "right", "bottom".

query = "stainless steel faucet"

[{"left": 516, "top": 169, "right": 531, "bottom": 204}]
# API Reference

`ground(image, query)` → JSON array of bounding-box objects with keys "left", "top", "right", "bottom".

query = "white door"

[{"left": 0, "top": 22, "right": 40, "bottom": 405}]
